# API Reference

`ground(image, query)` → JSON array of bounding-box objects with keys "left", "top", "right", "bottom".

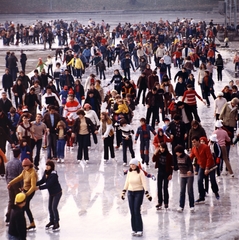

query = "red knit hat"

[
  {"left": 68, "top": 89, "right": 74, "bottom": 95},
  {"left": 22, "top": 158, "right": 33, "bottom": 166}
]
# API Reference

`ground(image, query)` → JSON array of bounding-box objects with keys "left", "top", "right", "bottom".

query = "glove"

[
  {"left": 121, "top": 190, "right": 126, "bottom": 200},
  {"left": 145, "top": 191, "right": 152, "bottom": 201}
]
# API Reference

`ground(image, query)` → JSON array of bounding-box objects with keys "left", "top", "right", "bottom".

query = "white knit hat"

[
  {"left": 215, "top": 120, "right": 223, "bottom": 128},
  {"left": 209, "top": 134, "right": 218, "bottom": 142},
  {"left": 129, "top": 158, "right": 139, "bottom": 166},
  {"left": 217, "top": 92, "right": 223, "bottom": 97}
]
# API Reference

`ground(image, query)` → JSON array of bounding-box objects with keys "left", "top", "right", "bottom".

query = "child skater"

[
  {"left": 56, "top": 120, "right": 67, "bottom": 163},
  {"left": 118, "top": 118, "right": 135, "bottom": 166},
  {"left": 36, "top": 58, "right": 46, "bottom": 72},
  {"left": 19, "top": 137, "right": 32, "bottom": 162}
]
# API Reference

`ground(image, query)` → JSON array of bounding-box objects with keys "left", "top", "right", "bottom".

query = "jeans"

[
  {"left": 49, "top": 191, "right": 62, "bottom": 223},
  {"left": 99, "top": 70, "right": 106, "bottom": 80},
  {"left": 75, "top": 92, "right": 81, "bottom": 105},
  {"left": 140, "top": 140, "right": 149, "bottom": 164},
  {"left": 122, "top": 138, "right": 135, "bottom": 163},
  {"left": 57, "top": 139, "right": 66, "bottom": 158},
  {"left": 47, "top": 133, "right": 57, "bottom": 159},
  {"left": 179, "top": 176, "right": 194, "bottom": 208},
  {"left": 157, "top": 171, "right": 169, "bottom": 205},
  {"left": 103, "top": 135, "right": 115, "bottom": 160},
  {"left": 198, "top": 167, "right": 218, "bottom": 199},
  {"left": 124, "top": 68, "right": 131, "bottom": 80},
  {"left": 24, "top": 191, "right": 35, "bottom": 223},
  {"left": 31, "top": 139, "right": 42, "bottom": 167},
  {"left": 127, "top": 190, "right": 144, "bottom": 232},
  {"left": 76, "top": 68, "right": 82, "bottom": 79},
  {"left": 77, "top": 134, "right": 90, "bottom": 160}
]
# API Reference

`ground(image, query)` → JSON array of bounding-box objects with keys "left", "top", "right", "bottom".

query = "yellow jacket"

[
  {"left": 9, "top": 167, "right": 37, "bottom": 197},
  {"left": 115, "top": 103, "right": 129, "bottom": 114},
  {"left": 67, "top": 58, "right": 84, "bottom": 70}
]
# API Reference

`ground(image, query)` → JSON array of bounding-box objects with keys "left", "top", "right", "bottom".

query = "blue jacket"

[
  {"left": 8, "top": 112, "right": 20, "bottom": 128},
  {"left": 135, "top": 124, "right": 156, "bottom": 141},
  {"left": 20, "top": 145, "right": 31, "bottom": 162},
  {"left": 37, "top": 170, "right": 62, "bottom": 196}
]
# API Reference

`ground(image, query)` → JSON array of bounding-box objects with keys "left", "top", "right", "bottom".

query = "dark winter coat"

[
  {"left": 37, "top": 170, "right": 62, "bottom": 196},
  {"left": 188, "top": 125, "right": 207, "bottom": 149},
  {"left": 2, "top": 73, "right": 13, "bottom": 88}
]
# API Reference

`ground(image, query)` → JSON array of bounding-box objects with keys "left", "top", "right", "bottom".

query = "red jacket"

[{"left": 190, "top": 144, "right": 214, "bottom": 169}]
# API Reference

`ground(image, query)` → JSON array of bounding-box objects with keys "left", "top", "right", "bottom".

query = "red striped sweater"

[{"left": 182, "top": 90, "right": 203, "bottom": 105}]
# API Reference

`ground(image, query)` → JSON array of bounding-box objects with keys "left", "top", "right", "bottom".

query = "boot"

[
  {"left": 45, "top": 222, "right": 54, "bottom": 229},
  {"left": 52, "top": 222, "right": 60, "bottom": 231},
  {"left": 27, "top": 221, "right": 36, "bottom": 230}
]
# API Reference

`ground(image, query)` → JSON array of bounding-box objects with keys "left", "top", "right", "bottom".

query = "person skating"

[
  {"left": 174, "top": 145, "right": 195, "bottom": 212},
  {"left": 8, "top": 193, "right": 27, "bottom": 240},
  {"left": 152, "top": 142, "right": 173, "bottom": 210},
  {"left": 7, "top": 158, "right": 37, "bottom": 230},
  {"left": 36, "top": 160, "right": 62, "bottom": 231},
  {"left": 121, "top": 158, "right": 152, "bottom": 237},
  {"left": 134, "top": 118, "right": 156, "bottom": 168}
]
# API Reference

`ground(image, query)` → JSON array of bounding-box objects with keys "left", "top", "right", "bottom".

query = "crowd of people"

[{"left": 1, "top": 16, "right": 238, "bottom": 238}]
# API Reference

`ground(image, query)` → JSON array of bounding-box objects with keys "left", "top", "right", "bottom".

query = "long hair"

[
  {"left": 129, "top": 165, "right": 140, "bottom": 173},
  {"left": 101, "top": 112, "right": 112, "bottom": 124}
]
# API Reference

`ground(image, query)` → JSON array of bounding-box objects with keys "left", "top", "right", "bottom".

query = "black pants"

[
  {"left": 77, "top": 134, "right": 90, "bottom": 160},
  {"left": 14, "top": 95, "right": 23, "bottom": 108},
  {"left": 188, "top": 105, "right": 201, "bottom": 122},
  {"left": 6, "top": 183, "right": 21, "bottom": 222},
  {"left": 47, "top": 133, "right": 57, "bottom": 159},
  {"left": 115, "top": 128, "right": 122, "bottom": 147},
  {"left": 136, "top": 88, "right": 146, "bottom": 105},
  {"left": 146, "top": 106, "right": 158, "bottom": 129},
  {"left": 157, "top": 171, "right": 169, "bottom": 205},
  {"left": 122, "top": 138, "right": 135, "bottom": 163},
  {"left": 124, "top": 68, "right": 131, "bottom": 80},
  {"left": 217, "top": 66, "right": 223, "bottom": 81},
  {"left": 48, "top": 64, "right": 53, "bottom": 76},
  {"left": 4, "top": 87, "right": 12, "bottom": 99},
  {"left": 31, "top": 138, "right": 42, "bottom": 167},
  {"left": 48, "top": 191, "right": 62, "bottom": 224},
  {"left": 103, "top": 135, "right": 115, "bottom": 160},
  {"left": 21, "top": 63, "right": 26, "bottom": 72},
  {"left": 24, "top": 191, "right": 35, "bottom": 223}
]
